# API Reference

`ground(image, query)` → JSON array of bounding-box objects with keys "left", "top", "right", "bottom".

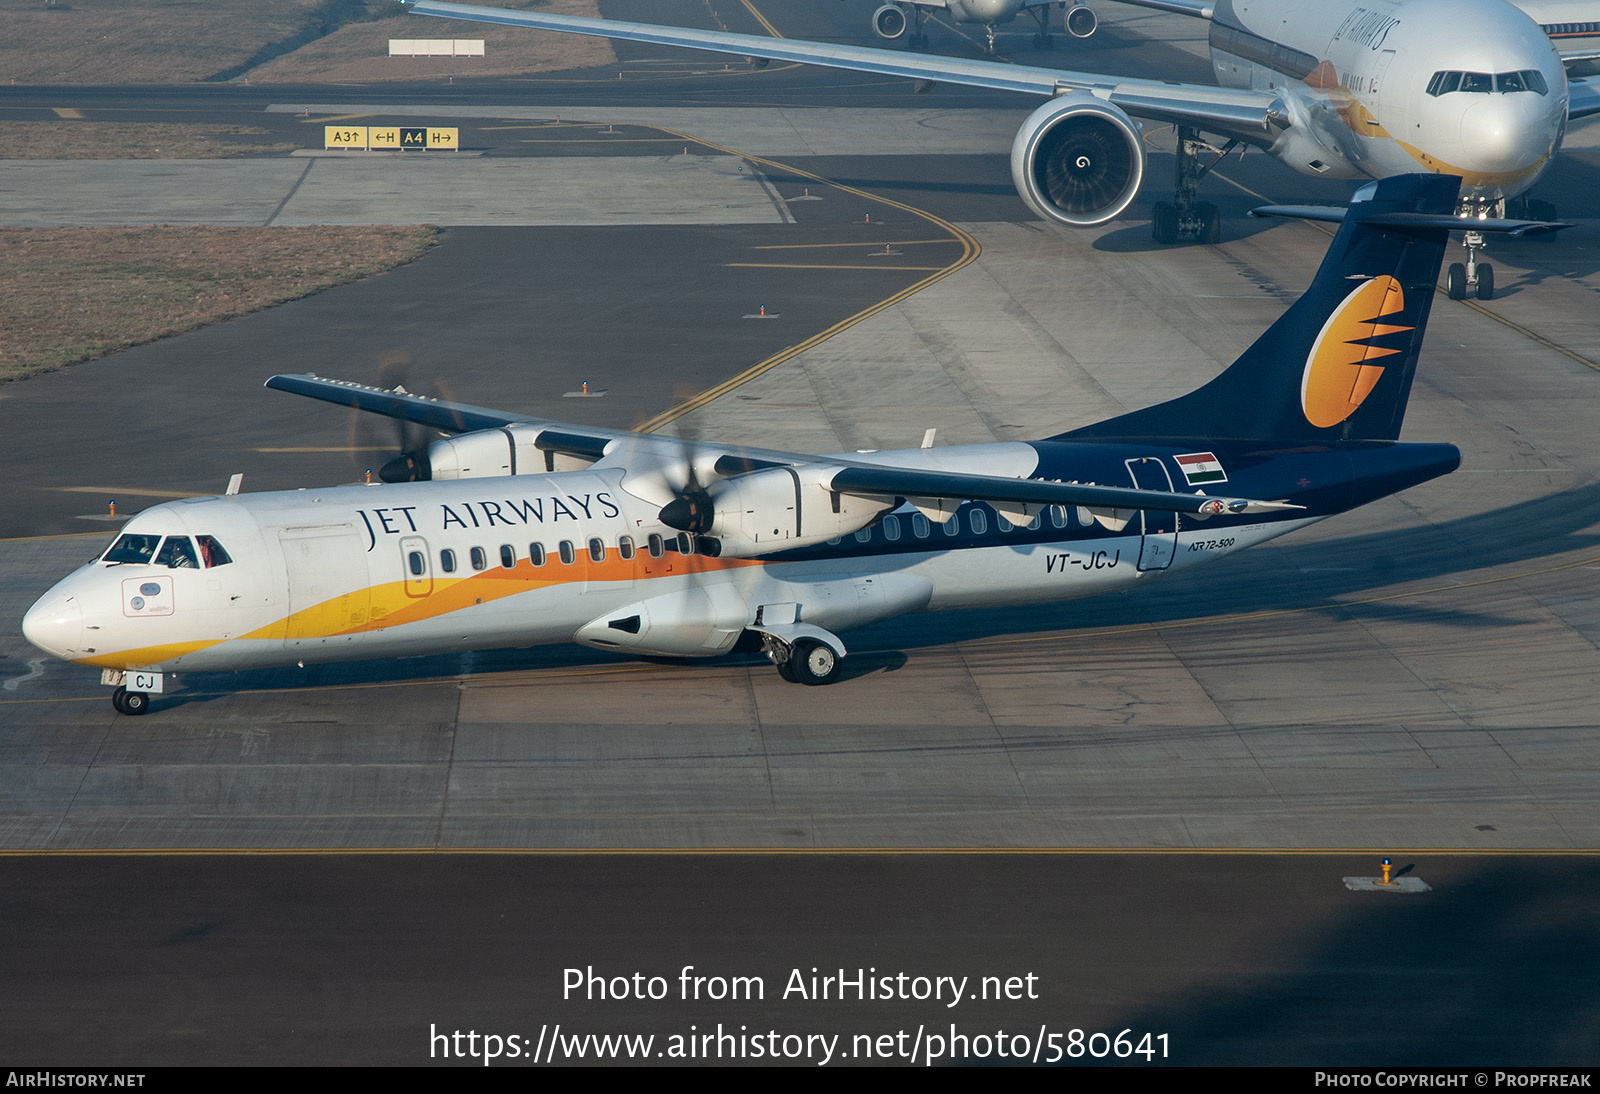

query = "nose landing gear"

[
  {"left": 111, "top": 686, "right": 150, "bottom": 715},
  {"left": 1447, "top": 228, "right": 1495, "bottom": 301}
]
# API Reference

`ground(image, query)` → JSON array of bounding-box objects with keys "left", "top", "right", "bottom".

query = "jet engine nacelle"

[
  {"left": 1064, "top": 5, "right": 1097, "bottom": 38},
  {"left": 704, "top": 466, "right": 895, "bottom": 558},
  {"left": 1010, "top": 93, "right": 1144, "bottom": 228},
  {"left": 872, "top": 3, "right": 909, "bottom": 39}
]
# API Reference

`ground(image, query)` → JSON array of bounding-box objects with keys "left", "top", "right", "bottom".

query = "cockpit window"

[
  {"left": 1426, "top": 71, "right": 1462, "bottom": 96},
  {"left": 1428, "top": 70, "right": 1546, "bottom": 97},
  {"left": 155, "top": 536, "right": 199, "bottom": 569},
  {"left": 102, "top": 533, "right": 162, "bottom": 564},
  {"left": 195, "top": 535, "right": 232, "bottom": 567}
]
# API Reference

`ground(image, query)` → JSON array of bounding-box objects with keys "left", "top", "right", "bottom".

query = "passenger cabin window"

[
  {"left": 911, "top": 513, "right": 930, "bottom": 539},
  {"left": 195, "top": 535, "right": 231, "bottom": 567},
  {"left": 969, "top": 509, "right": 988, "bottom": 535},
  {"left": 619, "top": 535, "right": 636, "bottom": 560},
  {"left": 943, "top": 514, "right": 960, "bottom": 537},
  {"left": 558, "top": 540, "right": 576, "bottom": 565},
  {"left": 588, "top": 538, "right": 606, "bottom": 563},
  {"left": 883, "top": 516, "right": 901, "bottom": 541},
  {"left": 500, "top": 544, "right": 516, "bottom": 569},
  {"left": 529, "top": 543, "right": 546, "bottom": 566},
  {"left": 440, "top": 548, "right": 457, "bottom": 573},
  {"left": 854, "top": 527, "right": 873, "bottom": 544},
  {"left": 155, "top": 536, "right": 199, "bottom": 568},
  {"left": 470, "top": 546, "right": 487, "bottom": 571},
  {"left": 648, "top": 533, "right": 665, "bottom": 558},
  {"left": 102, "top": 533, "right": 162, "bottom": 564},
  {"left": 408, "top": 551, "right": 426, "bottom": 576},
  {"left": 995, "top": 513, "right": 1013, "bottom": 532},
  {"left": 1050, "top": 506, "right": 1070, "bottom": 530}
]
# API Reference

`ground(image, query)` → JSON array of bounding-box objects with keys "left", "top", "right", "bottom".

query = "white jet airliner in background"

[
  {"left": 853, "top": 0, "right": 1097, "bottom": 53},
  {"left": 22, "top": 176, "right": 1559, "bottom": 714},
  {"left": 407, "top": 0, "right": 1599, "bottom": 293}
]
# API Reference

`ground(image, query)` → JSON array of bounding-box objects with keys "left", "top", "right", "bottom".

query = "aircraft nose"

[
  {"left": 22, "top": 589, "right": 83, "bottom": 660},
  {"left": 1460, "top": 97, "right": 1550, "bottom": 173}
]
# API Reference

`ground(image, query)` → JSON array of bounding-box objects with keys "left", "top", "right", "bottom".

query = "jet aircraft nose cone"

[
  {"left": 1460, "top": 97, "right": 1550, "bottom": 174},
  {"left": 22, "top": 590, "right": 83, "bottom": 660}
]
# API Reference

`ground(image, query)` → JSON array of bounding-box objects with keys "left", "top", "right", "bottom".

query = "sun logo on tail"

[{"left": 1301, "top": 276, "right": 1413, "bottom": 428}]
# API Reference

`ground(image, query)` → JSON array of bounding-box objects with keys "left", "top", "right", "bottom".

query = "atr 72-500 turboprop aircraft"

[
  {"left": 407, "top": 0, "right": 1599, "bottom": 271},
  {"left": 22, "top": 176, "right": 1560, "bottom": 715}
]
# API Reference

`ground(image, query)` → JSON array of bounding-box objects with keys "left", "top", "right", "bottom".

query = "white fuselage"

[
  {"left": 21, "top": 461, "right": 1304, "bottom": 676},
  {"left": 1210, "top": 0, "right": 1569, "bottom": 201}
]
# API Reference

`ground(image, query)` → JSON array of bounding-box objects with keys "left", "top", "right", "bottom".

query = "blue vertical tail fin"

[{"left": 1061, "top": 174, "right": 1469, "bottom": 444}]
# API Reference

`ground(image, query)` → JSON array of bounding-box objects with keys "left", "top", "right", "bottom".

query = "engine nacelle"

[
  {"left": 384, "top": 424, "right": 595, "bottom": 482},
  {"left": 872, "top": 3, "right": 909, "bottom": 39},
  {"left": 704, "top": 466, "right": 895, "bottom": 558},
  {"left": 1064, "top": 5, "right": 1097, "bottom": 38},
  {"left": 1010, "top": 93, "right": 1144, "bottom": 228}
]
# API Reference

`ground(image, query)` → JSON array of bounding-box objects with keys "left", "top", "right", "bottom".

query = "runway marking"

[
  {"left": 516, "top": 137, "right": 688, "bottom": 144},
  {"left": 629, "top": 129, "right": 980, "bottom": 432},
  {"left": 300, "top": 113, "right": 373, "bottom": 124},
  {"left": 727, "top": 262, "right": 951, "bottom": 271},
  {"left": 752, "top": 239, "right": 958, "bottom": 250},
  {"left": 52, "top": 108, "right": 83, "bottom": 119},
  {"left": 51, "top": 486, "right": 205, "bottom": 499},
  {"left": 254, "top": 446, "right": 393, "bottom": 453},
  {"left": 738, "top": 0, "right": 784, "bottom": 39}
]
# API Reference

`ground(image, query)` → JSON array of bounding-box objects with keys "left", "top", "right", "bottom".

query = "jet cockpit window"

[
  {"left": 155, "top": 536, "right": 199, "bottom": 568},
  {"left": 1426, "top": 70, "right": 1461, "bottom": 96},
  {"left": 1518, "top": 70, "right": 1548, "bottom": 95},
  {"left": 1496, "top": 70, "right": 1526, "bottom": 93},
  {"left": 1460, "top": 72, "right": 1493, "bottom": 93},
  {"left": 102, "top": 533, "right": 162, "bottom": 564},
  {"left": 195, "top": 535, "right": 231, "bottom": 567}
]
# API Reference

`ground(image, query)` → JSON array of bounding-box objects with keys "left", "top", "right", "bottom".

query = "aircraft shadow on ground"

[{"left": 157, "top": 480, "right": 1600, "bottom": 707}]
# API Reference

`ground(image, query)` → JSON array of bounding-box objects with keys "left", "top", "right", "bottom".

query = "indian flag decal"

[{"left": 1175, "top": 452, "right": 1227, "bottom": 486}]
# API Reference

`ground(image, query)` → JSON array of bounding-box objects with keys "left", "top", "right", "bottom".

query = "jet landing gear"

[
  {"left": 1447, "top": 195, "right": 1509, "bottom": 301},
  {"left": 1446, "top": 230, "right": 1494, "bottom": 301},
  {"left": 1150, "top": 126, "right": 1236, "bottom": 245}
]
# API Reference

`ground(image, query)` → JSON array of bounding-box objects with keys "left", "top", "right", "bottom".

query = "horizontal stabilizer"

[{"left": 1250, "top": 205, "right": 1574, "bottom": 237}]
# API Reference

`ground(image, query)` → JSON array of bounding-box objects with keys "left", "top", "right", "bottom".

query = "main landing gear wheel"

[
  {"left": 787, "top": 639, "right": 842, "bottom": 686},
  {"left": 112, "top": 686, "right": 150, "bottom": 715},
  {"left": 1151, "top": 201, "right": 1179, "bottom": 244},
  {"left": 1476, "top": 263, "right": 1495, "bottom": 300},
  {"left": 1446, "top": 262, "right": 1467, "bottom": 300}
]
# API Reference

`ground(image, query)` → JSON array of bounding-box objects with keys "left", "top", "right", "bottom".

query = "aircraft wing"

[
  {"left": 1570, "top": 75, "right": 1600, "bottom": 120},
  {"left": 1110, "top": 0, "right": 1216, "bottom": 18},
  {"left": 264, "top": 372, "right": 621, "bottom": 461},
  {"left": 406, "top": 1, "right": 1286, "bottom": 143},
  {"left": 267, "top": 373, "right": 1297, "bottom": 517}
]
